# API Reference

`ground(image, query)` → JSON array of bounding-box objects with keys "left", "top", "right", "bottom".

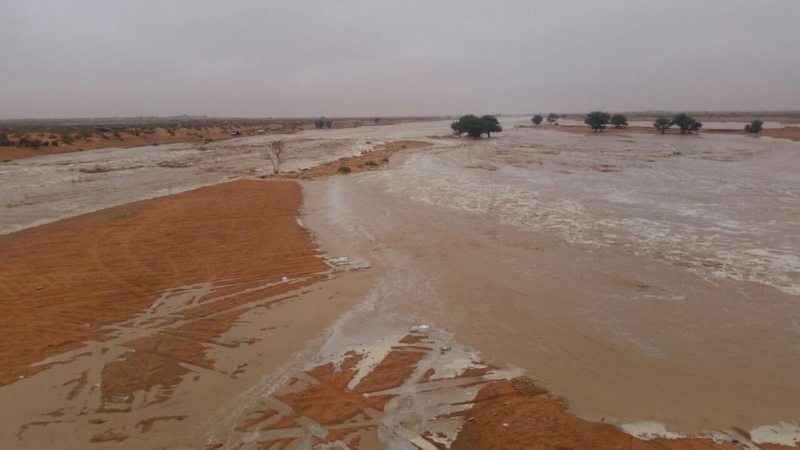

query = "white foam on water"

[{"left": 750, "top": 422, "right": 800, "bottom": 447}]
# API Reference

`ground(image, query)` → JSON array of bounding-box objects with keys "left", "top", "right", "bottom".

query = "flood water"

[
  {"left": 302, "top": 117, "right": 800, "bottom": 432},
  {"left": 2, "top": 117, "right": 799, "bottom": 436}
]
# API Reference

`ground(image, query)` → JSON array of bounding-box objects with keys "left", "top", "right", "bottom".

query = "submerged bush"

[{"left": 745, "top": 120, "right": 763, "bottom": 133}]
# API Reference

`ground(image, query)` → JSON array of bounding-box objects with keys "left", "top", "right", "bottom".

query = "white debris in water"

[
  {"left": 620, "top": 421, "right": 683, "bottom": 440},
  {"left": 750, "top": 422, "right": 800, "bottom": 447}
]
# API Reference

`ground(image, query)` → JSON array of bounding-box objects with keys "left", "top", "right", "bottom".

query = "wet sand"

[
  {"left": 0, "top": 180, "right": 374, "bottom": 448},
  {"left": 1, "top": 119, "right": 799, "bottom": 448}
]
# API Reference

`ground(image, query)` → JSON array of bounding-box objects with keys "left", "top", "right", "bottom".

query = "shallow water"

[{"left": 302, "top": 119, "right": 800, "bottom": 432}]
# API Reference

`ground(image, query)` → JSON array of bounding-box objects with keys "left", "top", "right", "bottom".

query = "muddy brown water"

[
  {"left": 1, "top": 118, "right": 799, "bottom": 447},
  {"left": 300, "top": 121, "right": 800, "bottom": 433}
]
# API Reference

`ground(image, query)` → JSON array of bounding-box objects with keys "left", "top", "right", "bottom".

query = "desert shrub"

[
  {"left": 744, "top": 120, "right": 763, "bottom": 133},
  {"left": 0, "top": 133, "right": 13, "bottom": 147},
  {"left": 60, "top": 133, "right": 74, "bottom": 145},
  {"left": 382, "top": 158, "right": 389, "bottom": 162},
  {"left": 113, "top": 132, "right": 122, "bottom": 139},
  {"left": 584, "top": 111, "right": 611, "bottom": 132},
  {"left": 610, "top": 114, "right": 628, "bottom": 128},
  {"left": 672, "top": 113, "right": 701, "bottom": 134},
  {"left": 338, "top": 166, "right": 351, "bottom": 173},
  {"left": 78, "top": 129, "right": 93, "bottom": 139},
  {"left": 653, "top": 117, "right": 672, "bottom": 134},
  {"left": 365, "top": 160, "right": 378, "bottom": 166}
]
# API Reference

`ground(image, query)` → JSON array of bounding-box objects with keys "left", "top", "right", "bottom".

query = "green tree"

[
  {"left": 459, "top": 115, "right": 485, "bottom": 138},
  {"left": 481, "top": 115, "right": 502, "bottom": 138},
  {"left": 653, "top": 117, "right": 672, "bottom": 134},
  {"left": 584, "top": 111, "right": 611, "bottom": 132},
  {"left": 689, "top": 121, "right": 703, "bottom": 134},
  {"left": 453, "top": 115, "right": 503, "bottom": 139},
  {"left": 672, "top": 113, "right": 699, "bottom": 134},
  {"left": 744, "top": 120, "right": 763, "bottom": 133},
  {"left": 531, "top": 115, "right": 543, "bottom": 125},
  {"left": 451, "top": 121, "right": 464, "bottom": 136},
  {"left": 547, "top": 113, "right": 559, "bottom": 124},
  {"left": 610, "top": 114, "right": 628, "bottom": 128}
]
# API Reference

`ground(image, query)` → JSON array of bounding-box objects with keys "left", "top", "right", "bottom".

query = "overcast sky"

[{"left": 2, "top": 0, "right": 799, "bottom": 119}]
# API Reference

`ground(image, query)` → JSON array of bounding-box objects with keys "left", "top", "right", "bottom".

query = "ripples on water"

[{"left": 377, "top": 130, "right": 800, "bottom": 295}]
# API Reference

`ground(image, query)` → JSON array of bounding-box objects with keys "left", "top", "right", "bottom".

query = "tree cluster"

[
  {"left": 652, "top": 114, "right": 703, "bottom": 134},
  {"left": 12, "top": 137, "right": 58, "bottom": 149},
  {"left": 451, "top": 115, "right": 502, "bottom": 139},
  {"left": 314, "top": 118, "right": 333, "bottom": 129}
]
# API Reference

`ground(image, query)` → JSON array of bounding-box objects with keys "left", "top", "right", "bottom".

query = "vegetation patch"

[
  {"left": 511, "top": 376, "right": 550, "bottom": 396},
  {"left": 157, "top": 160, "right": 192, "bottom": 169},
  {"left": 78, "top": 165, "right": 114, "bottom": 174}
]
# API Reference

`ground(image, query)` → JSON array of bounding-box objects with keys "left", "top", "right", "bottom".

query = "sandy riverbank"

[{"left": 0, "top": 180, "right": 376, "bottom": 448}]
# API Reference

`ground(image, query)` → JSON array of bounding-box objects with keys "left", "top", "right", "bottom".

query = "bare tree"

[{"left": 266, "top": 140, "right": 286, "bottom": 174}]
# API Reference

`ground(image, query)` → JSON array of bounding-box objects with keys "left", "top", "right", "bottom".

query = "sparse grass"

[
  {"left": 551, "top": 394, "right": 569, "bottom": 411},
  {"left": 511, "top": 376, "right": 550, "bottom": 396},
  {"left": 511, "top": 376, "right": 569, "bottom": 410}
]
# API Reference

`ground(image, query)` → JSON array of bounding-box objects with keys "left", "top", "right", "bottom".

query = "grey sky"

[{"left": 2, "top": 0, "right": 799, "bottom": 119}]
